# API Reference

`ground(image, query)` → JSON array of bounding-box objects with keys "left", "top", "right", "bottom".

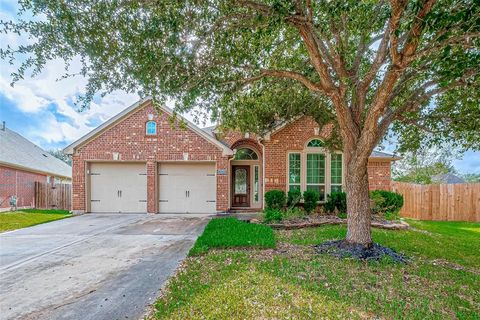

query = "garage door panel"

[
  {"left": 90, "top": 163, "right": 147, "bottom": 213},
  {"left": 158, "top": 163, "right": 216, "bottom": 213}
]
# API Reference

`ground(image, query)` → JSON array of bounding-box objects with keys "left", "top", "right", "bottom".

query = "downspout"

[
  {"left": 227, "top": 155, "right": 234, "bottom": 214},
  {"left": 258, "top": 138, "right": 266, "bottom": 210}
]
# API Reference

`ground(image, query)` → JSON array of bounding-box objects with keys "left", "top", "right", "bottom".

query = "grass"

[
  {"left": 0, "top": 209, "right": 71, "bottom": 232},
  {"left": 189, "top": 217, "right": 276, "bottom": 256},
  {"left": 21, "top": 208, "right": 70, "bottom": 214},
  {"left": 153, "top": 219, "right": 480, "bottom": 319}
]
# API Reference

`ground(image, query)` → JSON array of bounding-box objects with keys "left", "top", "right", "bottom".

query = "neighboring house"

[
  {"left": 431, "top": 173, "right": 466, "bottom": 184},
  {"left": 0, "top": 122, "right": 72, "bottom": 211},
  {"left": 65, "top": 98, "right": 400, "bottom": 214}
]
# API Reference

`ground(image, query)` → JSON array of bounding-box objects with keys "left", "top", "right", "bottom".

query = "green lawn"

[
  {"left": 153, "top": 220, "right": 480, "bottom": 319},
  {"left": 189, "top": 217, "right": 276, "bottom": 256},
  {"left": 0, "top": 209, "right": 71, "bottom": 232}
]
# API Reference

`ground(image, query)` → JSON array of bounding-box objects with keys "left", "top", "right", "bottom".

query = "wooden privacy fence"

[
  {"left": 35, "top": 182, "right": 72, "bottom": 211},
  {"left": 392, "top": 182, "right": 480, "bottom": 222}
]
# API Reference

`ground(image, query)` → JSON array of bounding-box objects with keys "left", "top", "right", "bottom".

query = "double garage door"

[{"left": 89, "top": 162, "right": 216, "bottom": 213}]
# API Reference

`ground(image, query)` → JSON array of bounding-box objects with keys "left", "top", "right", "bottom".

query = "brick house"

[
  {"left": 0, "top": 123, "right": 72, "bottom": 211},
  {"left": 65, "top": 98, "right": 400, "bottom": 214}
]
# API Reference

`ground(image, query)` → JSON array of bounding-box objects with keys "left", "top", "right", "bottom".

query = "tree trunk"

[{"left": 345, "top": 160, "right": 372, "bottom": 246}]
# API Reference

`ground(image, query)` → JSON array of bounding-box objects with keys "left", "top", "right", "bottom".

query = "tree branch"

[
  {"left": 411, "top": 32, "right": 480, "bottom": 62},
  {"left": 377, "top": 69, "right": 477, "bottom": 138},
  {"left": 235, "top": 69, "right": 324, "bottom": 92}
]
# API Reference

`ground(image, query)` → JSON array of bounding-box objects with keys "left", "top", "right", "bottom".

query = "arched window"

[
  {"left": 307, "top": 139, "right": 324, "bottom": 147},
  {"left": 234, "top": 148, "right": 258, "bottom": 160},
  {"left": 146, "top": 121, "right": 157, "bottom": 135}
]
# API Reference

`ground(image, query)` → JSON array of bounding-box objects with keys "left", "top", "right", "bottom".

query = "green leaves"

[{"left": 1, "top": 0, "right": 479, "bottom": 153}]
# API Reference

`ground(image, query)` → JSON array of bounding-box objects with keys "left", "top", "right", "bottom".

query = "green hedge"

[
  {"left": 303, "top": 189, "right": 319, "bottom": 213},
  {"left": 265, "top": 190, "right": 286, "bottom": 209}
]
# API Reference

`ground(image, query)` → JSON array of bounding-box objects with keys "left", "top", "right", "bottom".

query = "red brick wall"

[
  {"left": 367, "top": 161, "right": 392, "bottom": 191},
  {"left": 71, "top": 101, "right": 229, "bottom": 213},
  {"left": 0, "top": 165, "right": 46, "bottom": 209},
  {"left": 262, "top": 116, "right": 332, "bottom": 192},
  {"left": 223, "top": 116, "right": 393, "bottom": 193}
]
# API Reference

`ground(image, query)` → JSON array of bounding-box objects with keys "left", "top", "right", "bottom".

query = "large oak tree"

[{"left": 2, "top": 0, "right": 479, "bottom": 246}]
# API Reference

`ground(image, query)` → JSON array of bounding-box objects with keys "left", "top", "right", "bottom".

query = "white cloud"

[
  {"left": 0, "top": 77, "right": 49, "bottom": 112},
  {"left": 0, "top": 0, "right": 214, "bottom": 148}
]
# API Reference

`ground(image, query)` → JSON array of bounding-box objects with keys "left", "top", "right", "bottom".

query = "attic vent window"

[{"left": 146, "top": 121, "right": 157, "bottom": 135}]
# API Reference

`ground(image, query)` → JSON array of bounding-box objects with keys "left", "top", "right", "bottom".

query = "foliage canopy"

[{"left": 2, "top": 0, "right": 479, "bottom": 153}]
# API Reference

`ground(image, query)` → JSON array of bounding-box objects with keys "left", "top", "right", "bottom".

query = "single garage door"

[
  {"left": 90, "top": 162, "right": 147, "bottom": 213},
  {"left": 158, "top": 162, "right": 216, "bottom": 213}
]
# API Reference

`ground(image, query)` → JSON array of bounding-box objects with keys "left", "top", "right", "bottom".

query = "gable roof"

[
  {"left": 261, "top": 117, "right": 401, "bottom": 161},
  {"left": 0, "top": 126, "right": 72, "bottom": 178},
  {"left": 370, "top": 150, "right": 402, "bottom": 161},
  {"left": 63, "top": 97, "right": 233, "bottom": 156},
  {"left": 431, "top": 173, "right": 465, "bottom": 184}
]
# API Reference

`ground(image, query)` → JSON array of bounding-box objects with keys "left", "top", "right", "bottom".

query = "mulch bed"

[
  {"left": 314, "top": 240, "right": 408, "bottom": 263},
  {"left": 258, "top": 215, "right": 410, "bottom": 230}
]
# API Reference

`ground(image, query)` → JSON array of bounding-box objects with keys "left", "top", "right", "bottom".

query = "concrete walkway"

[{"left": 0, "top": 213, "right": 210, "bottom": 320}]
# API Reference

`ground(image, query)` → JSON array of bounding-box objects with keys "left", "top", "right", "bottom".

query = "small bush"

[
  {"left": 263, "top": 208, "right": 283, "bottom": 223},
  {"left": 283, "top": 207, "right": 305, "bottom": 220},
  {"left": 370, "top": 190, "right": 404, "bottom": 220},
  {"left": 369, "top": 192, "right": 385, "bottom": 214},
  {"left": 325, "top": 192, "right": 347, "bottom": 214},
  {"left": 287, "top": 189, "right": 302, "bottom": 207},
  {"left": 303, "top": 189, "right": 319, "bottom": 213},
  {"left": 265, "top": 190, "right": 286, "bottom": 209},
  {"left": 338, "top": 211, "right": 347, "bottom": 219}
]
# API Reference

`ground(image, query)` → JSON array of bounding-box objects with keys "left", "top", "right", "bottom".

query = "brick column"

[
  {"left": 72, "top": 156, "right": 86, "bottom": 213},
  {"left": 216, "top": 157, "right": 230, "bottom": 212},
  {"left": 146, "top": 161, "right": 157, "bottom": 213}
]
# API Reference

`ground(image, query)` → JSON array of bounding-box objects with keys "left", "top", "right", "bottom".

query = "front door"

[{"left": 232, "top": 165, "right": 250, "bottom": 207}]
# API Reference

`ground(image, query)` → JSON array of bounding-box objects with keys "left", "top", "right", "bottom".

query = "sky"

[{"left": 0, "top": 1, "right": 478, "bottom": 174}]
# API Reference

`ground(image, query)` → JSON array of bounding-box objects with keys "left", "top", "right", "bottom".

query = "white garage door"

[
  {"left": 90, "top": 163, "right": 147, "bottom": 213},
  {"left": 158, "top": 163, "right": 216, "bottom": 213}
]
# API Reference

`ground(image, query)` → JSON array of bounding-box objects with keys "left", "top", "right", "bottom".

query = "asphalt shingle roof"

[
  {"left": 0, "top": 127, "right": 72, "bottom": 178},
  {"left": 370, "top": 150, "right": 401, "bottom": 159},
  {"left": 431, "top": 173, "right": 465, "bottom": 184}
]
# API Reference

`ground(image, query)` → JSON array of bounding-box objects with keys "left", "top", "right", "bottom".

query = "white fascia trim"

[{"left": 63, "top": 97, "right": 152, "bottom": 155}]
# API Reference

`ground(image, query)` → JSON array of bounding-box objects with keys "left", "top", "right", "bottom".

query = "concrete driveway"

[{"left": 0, "top": 213, "right": 210, "bottom": 320}]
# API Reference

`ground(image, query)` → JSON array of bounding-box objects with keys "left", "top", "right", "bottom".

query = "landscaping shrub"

[
  {"left": 324, "top": 191, "right": 347, "bottom": 215},
  {"left": 338, "top": 211, "right": 347, "bottom": 219},
  {"left": 303, "top": 189, "right": 319, "bottom": 213},
  {"left": 283, "top": 207, "right": 305, "bottom": 220},
  {"left": 370, "top": 190, "right": 404, "bottom": 220},
  {"left": 189, "top": 218, "right": 275, "bottom": 255},
  {"left": 287, "top": 189, "right": 302, "bottom": 207},
  {"left": 265, "top": 190, "right": 286, "bottom": 209},
  {"left": 263, "top": 208, "right": 283, "bottom": 223}
]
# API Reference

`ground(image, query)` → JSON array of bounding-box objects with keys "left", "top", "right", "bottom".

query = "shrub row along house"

[
  {"left": 65, "top": 98, "right": 400, "bottom": 214},
  {"left": 0, "top": 122, "right": 72, "bottom": 211}
]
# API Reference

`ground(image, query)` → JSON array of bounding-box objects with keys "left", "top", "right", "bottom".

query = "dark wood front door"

[{"left": 232, "top": 165, "right": 250, "bottom": 207}]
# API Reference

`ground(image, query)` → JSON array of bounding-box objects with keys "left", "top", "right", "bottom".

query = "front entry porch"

[{"left": 229, "top": 145, "right": 263, "bottom": 211}]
